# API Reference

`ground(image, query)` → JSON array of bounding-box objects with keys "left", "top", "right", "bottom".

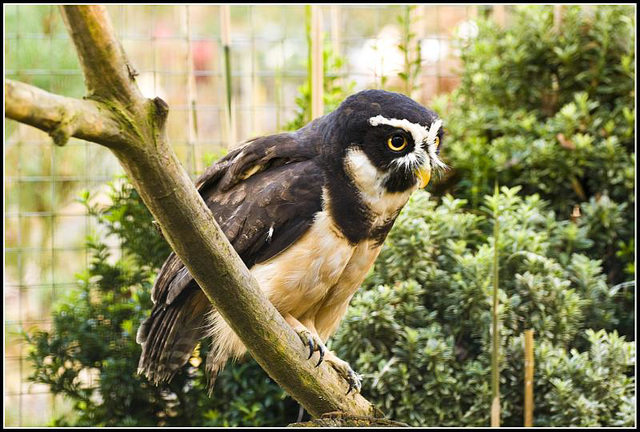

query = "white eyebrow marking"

[{"left": 368, "top": 115, "right": 446, "bottom": 170}]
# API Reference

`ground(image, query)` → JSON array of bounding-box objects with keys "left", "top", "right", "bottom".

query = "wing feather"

[
  {"left": 151, "top": 132, "right": 323, "bottom": 308},
  {"left": 139, "top": 132, "right": 323, "bottom": 380}
]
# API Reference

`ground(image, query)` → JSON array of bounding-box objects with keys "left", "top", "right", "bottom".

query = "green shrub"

[
  {"left": 331, "top": 188, "right": 635, "bottom": 427},
  {"left": 26, "top": 183, "right": 633, "bottom": 427},
  {"left": 438, "top": 5, "right": 635, "bottom": 289},
  {"left": 25, "top": 180, "right": 298, "bottom": 426}
]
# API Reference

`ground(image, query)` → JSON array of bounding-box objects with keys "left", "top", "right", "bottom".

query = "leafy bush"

[
  {"left": 25, "top": 180, "right": 298, "bottom": 426},
  {"left": 331, "top": 188, "right": 635, "bottom": 427},
  {"left": 437, "top": 5, "right": 635, "bottom": 289},
  {"left": 26, "top": 182, "right": 634, "bottom": 427}
]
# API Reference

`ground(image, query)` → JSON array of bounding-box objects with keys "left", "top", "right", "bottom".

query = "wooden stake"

[
  {"left": 491, "top": 181, "right": 501, "bottom": 427},
  {"left": 554, "top": 5, "right": 565, "bottom": 32},
  {"left": 310, "top": 5, "right": 324, "bottom": 120},
  {"left": 329, "top": 5, "right": 341, "bottom": 90},
  {"left": 412, "top": 5, "right": 426, "bottom": 103},
  {"left": 524, "top": 330, "right": 534, "bottom": 427},
  {"left": 220, "top": 5, "right": 236, "bottom": 147},
  {"left": 493, "top": 5, "right": 506, "bottom": 27},
  {"left": 329, "top": 5, "right": 340, "bottom": 57},
  {"left": 183, "top": 6, "right": 199, "bottom": 173}
]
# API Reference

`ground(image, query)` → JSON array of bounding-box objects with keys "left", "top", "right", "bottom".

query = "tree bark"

[
  {"left": 5, "top": 5, "right": 379, "bottom": 420},
  {"left": 5, "top": 79, "right": 127, "bottom": 148},
  {"left": 289, "top": 412, "right": 409, "bottom": 427}
]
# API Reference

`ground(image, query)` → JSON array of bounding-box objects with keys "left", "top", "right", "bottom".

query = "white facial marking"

[
  {"left": 344, "top": 148, "right": 415, "bottom": 218},
  {"left": 345, "top": 149, "right": 389, "bottom": 200},
  {"left": 390, "top": 151, "right": 424, "bottom": 173},
  {"left": 369, "top": 115, "right": 446, "bottom": 170}
]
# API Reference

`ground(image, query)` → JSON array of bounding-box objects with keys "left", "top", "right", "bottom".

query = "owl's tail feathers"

[
  {"left": 205, "top": 342, "right": 230, "bottom": 396},
  {"left": 136, "top": 290, "right": 209, "bottom": 384}
]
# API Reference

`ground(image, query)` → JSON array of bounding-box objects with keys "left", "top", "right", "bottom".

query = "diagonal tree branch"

[{"left": 5, "top": 5, "right": 379, "bottom": 419}]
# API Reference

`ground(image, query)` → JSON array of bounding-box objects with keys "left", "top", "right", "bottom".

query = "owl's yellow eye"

[
  {"left": 388, "top": 134, "right": 408, "bottom": 152},
  {"left": 434, "top": 136, "right": 440, "bottom": 149}
]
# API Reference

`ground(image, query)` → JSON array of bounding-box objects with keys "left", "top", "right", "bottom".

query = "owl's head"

[{"left": 326, "top": 89, "right": 445, "bottom": 194}]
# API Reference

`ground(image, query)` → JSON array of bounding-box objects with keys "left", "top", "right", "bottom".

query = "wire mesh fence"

[{"left": 4, "top": 4, "right": 504, "bottom": 426}]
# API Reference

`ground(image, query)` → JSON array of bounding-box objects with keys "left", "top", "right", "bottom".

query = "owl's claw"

[
  {"left": 296, "top": 329, "right": 327, "bottom": 366},
  {"left": 305, "top": 334, "right": 314, "bottom": 359},
  {"left": 315, "top": 344, "right": 325, "bottom": 367},
  {"left": 294, "top": 328, "right": 361, "bottom": 394},
  {"left": 345, "top": 368, "right": 362, "bottom": 395},
  {"left": 324, "top": 354, "right": 362, "bottom": 395}
]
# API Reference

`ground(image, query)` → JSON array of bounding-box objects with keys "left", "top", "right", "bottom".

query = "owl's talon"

[
  {"left": 345, "top": 369, "right": 362, "bottom": 395},
  {"left": 324, "top": 354, "right": 362, "bottom": 396},
  {"left": 307, "top": 335, "right": 314, "bottom": 359},
  {"left": 295, "top": 328, "right": 328, "bottom": 366},
  {"left": 315, "top": 344, "right": 325, "bottom": 367}
]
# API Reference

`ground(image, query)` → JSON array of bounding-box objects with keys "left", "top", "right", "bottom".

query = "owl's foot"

[
  {"left": 283, "top": 315, "right": 360, "bottom": 392},
  {"left": 283, "top": 315, "right": 327, "bottom": 367},
  {"left": 324, "top": 352, "right": 362, "bottom": 395},
  {"left": 295, "top": 328, "right": 326, "bottom": 367}
]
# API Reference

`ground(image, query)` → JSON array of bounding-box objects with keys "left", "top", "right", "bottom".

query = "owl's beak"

[{"left": 415, "top": 166, "right": 431, "bottom": 188}]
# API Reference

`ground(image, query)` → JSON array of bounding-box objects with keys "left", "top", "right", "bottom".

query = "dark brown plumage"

[{"left": 137, "top": 132, "right": 324, "bottom": 383}]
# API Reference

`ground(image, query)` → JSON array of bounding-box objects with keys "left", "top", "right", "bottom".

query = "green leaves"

[
  {"left": 332, "top": 187, "right": 635, "bottom": 426},
  {"left": 25, "top": 179, "right": 299, "bottom": 426},
  {"left": 437, "top": 5, "right": 634, "bottom": 292}
]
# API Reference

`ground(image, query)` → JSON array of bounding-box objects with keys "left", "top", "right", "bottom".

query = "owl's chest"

[{"left": 250, "top": 210, "right": 381, "bottom": 318}]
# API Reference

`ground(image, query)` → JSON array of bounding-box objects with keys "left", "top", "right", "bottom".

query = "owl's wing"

[
  {"left": 149, "top": 131, "right": 324, "bottom": 308},
  {"left": 137, "top": 132, "right": 324, "bottom": 382}
]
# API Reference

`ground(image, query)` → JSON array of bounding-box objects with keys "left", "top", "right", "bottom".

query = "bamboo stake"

[
  {"left": 220, "top": 4, "right": 236, "bottom": 147},
  {"left": 554, "top": 5, "right": 565, "bottom": 32},
  {"left": 493, "top": 5, "right": 506, "bottom": 27},
  {"left": 491, "top": 181, "right": 501, "bottom": 427},
  {"left": 524, "top": 330, "right": 535, "bottom": 427},
  {"left": 250, "top": 7, "right": 259, "bottom": 135},
  {"left": 412, "top": 5, "right": 426, "bottom": 103},
  {"left": 310, "top": 5, "right": 324, "bottom": 120},
  {"left": 330, "top": 5, "right": 340, "bottom": 57},
  {"left": 329, "top": 5, "right": 341, "bottom": 90},
  {"left": 402, "top": 5, "right": 411, "bottom": 96},
  {"left": 184, "top": 6, "right": 199, "bottom": 173},
  {"left": 468, "top": 4, "right": 478, "bottom": 20}
]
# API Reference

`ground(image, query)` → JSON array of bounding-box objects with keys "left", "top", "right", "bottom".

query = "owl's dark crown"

[{"left": 334, "top": 89, "right": 441, "bottom": 134}]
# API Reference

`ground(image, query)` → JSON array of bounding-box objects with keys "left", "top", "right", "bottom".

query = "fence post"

[
  {"left": 554, "top": 5, "right": 565, "bottom": 32},
  {"left": 220, "top": 5, "right": 236, "bottom": 147},
  {"left": 311, "top": 5, "right": 324, "bottom": 120},
  {"left": 493, "top": 5, "right": 506, "bottom": 27},
  {"left": 491, "top": 182, "right": 501, "bottom": 427},
  {"left": 524, "top": 330, "right": 535, "bottom": 427},
  {"left": 329, "top": 5, "right": 341, "bottom": 90}
]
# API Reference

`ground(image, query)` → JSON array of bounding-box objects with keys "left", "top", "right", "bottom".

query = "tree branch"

[
  {"left": 5, "top": 79, "right": 127, "bottom": 148},
  {"left": 60, "top": 5, "right": 145, "bottom": 106},
  {"left": 5, "top": 5, "right": 379, "bottom": 419}
]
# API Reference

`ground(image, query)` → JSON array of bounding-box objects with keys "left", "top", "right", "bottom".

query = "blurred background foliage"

[{"left": 6, "top": 4, "right": 635, "bottom": 427}]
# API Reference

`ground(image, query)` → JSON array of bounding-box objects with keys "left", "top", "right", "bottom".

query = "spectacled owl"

[{"left": 137, "top": 89, "right": 445, "bottom": 395}]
